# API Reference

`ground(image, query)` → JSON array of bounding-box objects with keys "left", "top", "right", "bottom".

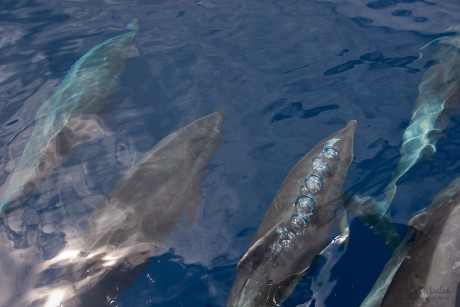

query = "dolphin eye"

[
  {"left": 312, "top": 157, "right": 332, "bottom": 177},
  {"left": 295, "top": 195, "right": 316, "bottom": 217},
  {"left": 305, "top": 174, "right": 324, "bottom": 194},
  {"left": 322, "top": 146, "right": 340, "bottom": 161},
  {"left": 291, "top": 214, "right": 309, "bottom": 235}
]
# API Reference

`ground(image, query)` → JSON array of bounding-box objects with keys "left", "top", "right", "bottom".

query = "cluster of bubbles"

[{"left": 269, "top": 145, "right": 340, "bottom": 258}]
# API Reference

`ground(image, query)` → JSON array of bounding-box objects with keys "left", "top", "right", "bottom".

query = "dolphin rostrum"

[
  {"left": 228, "top": 120, "right": 356, "bottom": 306},
  {"left": 361, "top": 176, "right": 460, "bottom": 307},
  {"left": 0, "top": 20, "right": 138, "bottom": 213},
  {"left": 0, "top": 111, "right": 224, "bottom": 307},
  {"left": 351, "top": 28, "right": 460, "bottom": 246}
]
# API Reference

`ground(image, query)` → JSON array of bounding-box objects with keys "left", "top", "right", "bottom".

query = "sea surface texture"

[{"left": 0, "top": 0, "right": 459, "bottom": 306}]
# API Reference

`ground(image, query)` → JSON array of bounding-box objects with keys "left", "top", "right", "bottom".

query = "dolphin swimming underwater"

[
  {"left": 313, "top": 0, "right": 459, "bottom": 35},
  {"left": 228, "top": 120, "right": 356, "bottom": 306},
  {"left": 351, "top": 28, "right": 460, "bottom": 245},
  {"left": 361, "top": 176, "right": 460, "bottom": 307},
  {"left": 0, "top": 111, "right": 224, "bottom": 307},
  {"left": 0, "top": 20, "right": 138, "bottom": 213}
]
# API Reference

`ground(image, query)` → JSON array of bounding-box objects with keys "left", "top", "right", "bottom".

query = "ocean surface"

[{"left": 0, "top": 0, "right": 459, "bottom": 306}]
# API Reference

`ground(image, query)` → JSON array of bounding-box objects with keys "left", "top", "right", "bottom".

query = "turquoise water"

[{"left": 0, "top": 0, "right": 459, "bottom": 306}]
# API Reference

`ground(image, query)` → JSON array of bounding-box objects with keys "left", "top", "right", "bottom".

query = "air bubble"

[
  {"left": 312, "top": 157, "right": 332, "bottom": 177},
  {"left": 305, "top": 174, "right": 324, "bottom": 194},
  {"left": 299, "top": 185, "right": 308, "bottom": 195},
  {"left": 108, "top": 299, "right": 118, "bottom": 307},
  {"left": 281, "top": 239, "right": 293, "bottom": 249},
  {"left": 322, "top": 146, "right": 340, "bottom": 161},
  {"left": 295, "top": 195, "right": 316, "bottom": 217},
  {"left": 291, "top": 214, "right": 309, "bottom": 234},
  {"left": 270, "top": 242, "right": 283, "bottom": 257},
  {"left": 275, "top": 226, "right": 288, "bottom": 239}
]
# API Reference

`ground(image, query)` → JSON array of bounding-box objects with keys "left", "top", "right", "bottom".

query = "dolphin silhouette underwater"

[
  {"left": 350, "top": 28, "right": 460, "bottom": 247},
  {"left": 361, "top": 176, "right": 460, "bottom": 307},
  {"left": 0, "top": 20, "right": 138, "bottom": 213},
  {"left": 0, "top": 111, "right": 224, "bottom": 307},
  {"left": 228, "top": 120, "right": 356, "bottom": 306}
]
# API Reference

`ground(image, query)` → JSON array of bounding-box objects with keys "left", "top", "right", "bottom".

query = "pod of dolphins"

[{"left": 0, "top": 19, "right": 459, "bottom": 306}]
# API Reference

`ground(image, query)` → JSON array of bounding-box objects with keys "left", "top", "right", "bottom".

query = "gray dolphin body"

[
  {"left": 381, "top": 29, "right": 460, "bottom": 211},
  {"left": 228, "top": 121, "right": 356, "bottom": 306},
  {"left": 351, "top": 28, "right": 460, "bottom": 247},
  {"left": 0, "top": 111, "right": 224, "bottom": 307},
  {"left": 361, "top": 177, "right": 460, "bottom": 307},
  {"left": 313, "top": 0, "right": 459, "bottom": 35},
  {"left": 0, "top": 20, "right": 138, "bottom": 212}
]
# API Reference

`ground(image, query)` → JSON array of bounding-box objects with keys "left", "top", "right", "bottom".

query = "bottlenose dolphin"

[
  {"left": 0, "top": 111, "right": 224, "bottom": 307},
  {"left": 0, "top": 20, "right": 138, "bottom": 213},
  {"left": 228, "top": 120, "right": 356, "bottom": 306},
  {"left": 361, "top": 176, "right": 460, "bottom": 307},
  {"left": 351, "top": 28, "right": 460, "bottom": 245},
  {"left": 313, "top": 0, "right": 459, "bottom": 35}
]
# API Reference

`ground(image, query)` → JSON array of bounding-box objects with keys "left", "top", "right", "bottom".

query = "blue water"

[{"left": 1, "top": 0, "right": 460, "bottom": 306}]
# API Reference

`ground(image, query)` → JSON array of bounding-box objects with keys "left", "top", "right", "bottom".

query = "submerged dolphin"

[
  {"left": 0, "top": 20, "right": 138, "bottom": 212},
  {"left": 351, "top": 28, "right": 460, "bottom": 245},
  {"left": 228, "top": 120, "right": 356, "bottom": 306},
  {"left": 313, "top": 0, "right": 459, "bottom": 35},
  {"left": 361, "top": 176, "right": 460, "bottom": 307},
  {"left": 0, "top": 111, "right": 224, "bottom": 307},
  {"left": 381, "top": 29, "right": 460, "bottom": 210}
]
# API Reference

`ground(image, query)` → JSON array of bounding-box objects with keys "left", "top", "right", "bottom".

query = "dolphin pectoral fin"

[
  {"left": 337, "top": 208, "right": 350, "bottom": 251},
  {"left": 236, "top": 232, "right": 272, "bottom": 270},
  {"left": 347, "top": 196, "right": 400, "bottom": 249},
  {"left": 356, "top": 213, "right": 400, "bottom": 250},
  {"left": 56, "top": 115, "right": 109, "bottom": 155},
  {"left": 371, "top": 213, "right": 400, "bottom": 250}
]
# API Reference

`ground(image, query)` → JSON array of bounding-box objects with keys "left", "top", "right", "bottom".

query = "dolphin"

[
  {"left": 0, "top": 20, "right": 138, "bottom": 213},
  {"left": 228, "top": 120, "right": 356, "bottom": 306},
  {"left": 361, "top": 176, "right": 460, "bottom": 307},
  {"left": 0, "top": 111, "right": 224, "bottom": 307},
  {"left": 313, "top": 0, "right": 459, "bottom": 35},
  {"left": 350, "top": 28, "right": 460, "bottom": 246}
]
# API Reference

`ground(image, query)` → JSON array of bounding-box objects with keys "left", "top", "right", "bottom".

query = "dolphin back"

[
  {"left": 228, "top": 120, "right": 356, "bottom": 306},
  {"left": 83, "top": 111, "right": 225, "bottom": 253},
  {"left": 67, "top": 111, "right": 223, "bottom": 306},
  {"left": 362, "top": 177, "right": 460, "bottom": 307},
  {"left": 381, "top": 178, "right": 460, "bottom": 307}
]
